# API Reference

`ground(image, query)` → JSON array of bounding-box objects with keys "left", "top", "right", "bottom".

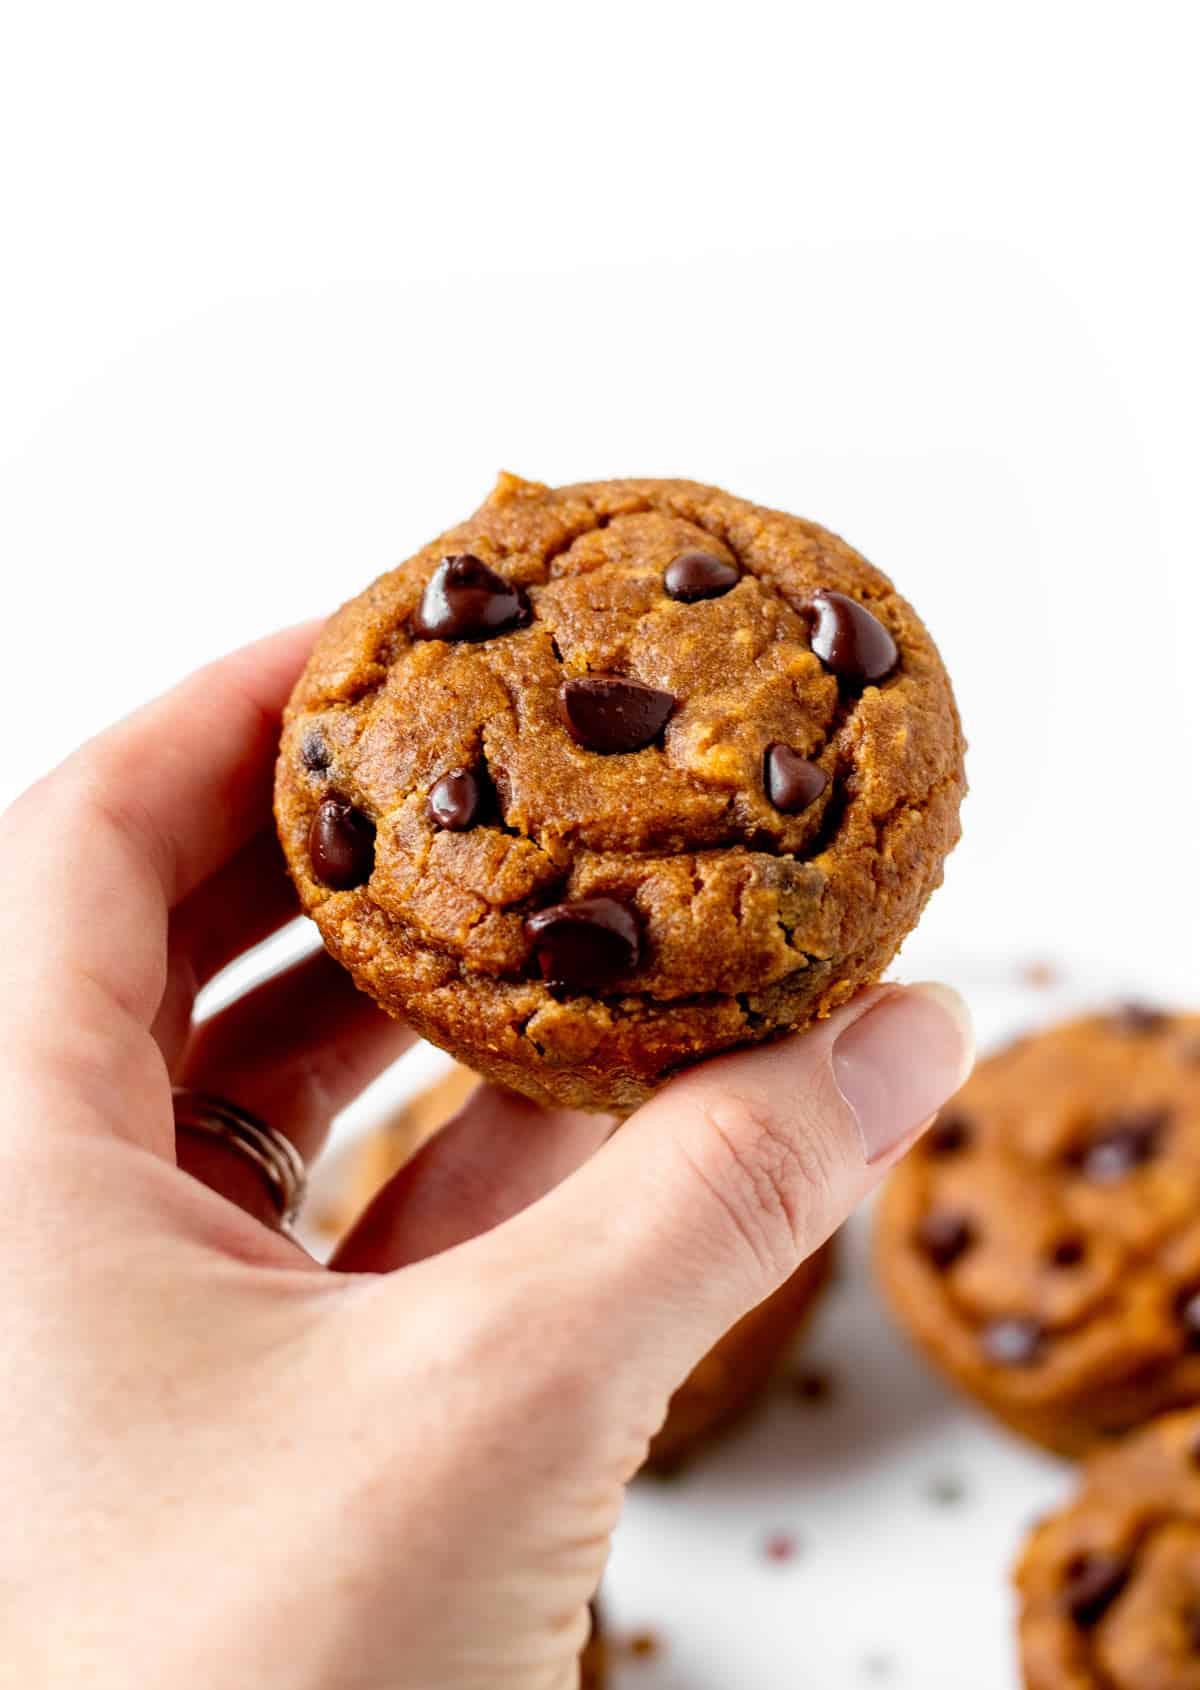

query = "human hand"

[{"left": 0, "top": 628, "right": 972, "bottom": 1689}]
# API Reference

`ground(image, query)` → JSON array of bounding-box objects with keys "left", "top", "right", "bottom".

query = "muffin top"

[{"left": 275, "top": 475, "right": 963, "bottom": 1110}]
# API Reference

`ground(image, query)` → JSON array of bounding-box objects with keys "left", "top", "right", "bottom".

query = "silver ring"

[{"left": 172, "top": 1088, "right": 307, "bottom": 1238}]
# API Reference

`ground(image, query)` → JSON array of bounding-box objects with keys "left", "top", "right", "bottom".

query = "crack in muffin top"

[{"left": 275, "top": 475, "right": 963, "bottom": 1108}]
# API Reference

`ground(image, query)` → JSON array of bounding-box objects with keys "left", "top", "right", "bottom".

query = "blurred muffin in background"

[
  {"left": 878, "top": 1006, "right": 1200, "bottom": 1454},
  {"left": 580, "top": 1603, "right": 607, "bottom": 1688},
  {"left": 1014, "top": 1405, "right": 1200, "bottom": 1689}
]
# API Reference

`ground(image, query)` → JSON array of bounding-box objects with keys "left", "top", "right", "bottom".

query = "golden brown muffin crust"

[
  {"left": 1016, "top": 1407, "right": 1200, "bottom": 1690},
  {"left": 276, "top": 475, "right": 964, "bottom": 1111}
]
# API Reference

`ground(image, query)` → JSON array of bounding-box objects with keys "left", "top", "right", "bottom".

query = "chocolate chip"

[
  {"left": 1110, "top": 1001, "right": 1167, "bottom": 1035},
  {"left": 524, "top": 897, "right": 641, "bottom": 991},
  {"left": 1072, "top": 1109, "right": 1167, "bottom": 1183},
  {"left": 309, "top": 796, "right": 375, "bottom": 889},
  {"left": 300, "top": 729, "right": 330, "bottom": 772},
  {"left": 663, "top": 549, "right": 739, "bottom": 602},
  {"left": 1176, "top": 1286, "right": 1200, "bottom": 1350},
  {"left": 1060, "top": 1551, "right": 1130, "bottom": 1628},
  {"left": 764, "top": 744, "right": 829, "bottom": 814},
  {"left": 918, "top": 1211, "right": 974, "bottom": 1271},
  {"left": 1048, "top": 1235, "right": 1088, "bottom": 1269},
  {"left": 559, "top": 675, "right": 675, "bottom": 753},
  {"left": 808, "top": 590, "right": 898, "bottom": 685},
  {"left": 410, "top": 554, "right": 531, "bottom": 642},
  {"left": 428, "top": 767, "right": 491, "bottom": 832},
  {"left": 981, "top": 1316, "right": 1044, "bottom": 1368},
  {"left": 926, "top": 1112, "right": 971, "bottom": 1156}
]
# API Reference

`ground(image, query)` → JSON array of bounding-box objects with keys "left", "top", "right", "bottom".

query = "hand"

[{"left": 0, "top": 628, "right": 973, "bottom": 1689}]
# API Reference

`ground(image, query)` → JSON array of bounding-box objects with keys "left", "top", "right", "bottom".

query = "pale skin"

[{"left": 0, "top": 625, "right": 973, "bottom": 1688}]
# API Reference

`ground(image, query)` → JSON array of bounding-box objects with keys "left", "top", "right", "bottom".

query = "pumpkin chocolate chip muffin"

[
  {"left": 877, "top": 1008, "right": 1200, "bottom": 1455},
  {"left": 275, "top": 475, "right": 964, "bottom": 1112},
  {"left": 1016, "top": 1407, "right": 1200, "bottom": 1690}
]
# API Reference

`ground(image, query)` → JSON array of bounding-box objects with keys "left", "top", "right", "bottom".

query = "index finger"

[{"left": 0, "top": 621, "right": 321, "bottom": 1041}]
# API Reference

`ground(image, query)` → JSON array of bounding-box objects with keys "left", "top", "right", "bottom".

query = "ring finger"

[{"left": 174, "top": 949, "right": 414, "bottom": 1228}]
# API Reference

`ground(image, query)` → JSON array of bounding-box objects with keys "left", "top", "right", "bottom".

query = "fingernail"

[{"left": 832, "top": 984, "right": 974, "bottom": 1163}]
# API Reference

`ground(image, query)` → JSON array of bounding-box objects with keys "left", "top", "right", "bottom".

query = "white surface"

[{"left": 2, "top": 6, "right": 1199, "bottom": 1684}]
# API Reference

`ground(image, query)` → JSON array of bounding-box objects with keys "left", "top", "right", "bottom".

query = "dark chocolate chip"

[
  {"left": 926, "top": 1112, "right": 971, "bottom": 1156},
  {"left": 663, "top": 549, "right": 739, "bottom": 602},
  {"left": 410, "top": 554, "right": 531, "bottom": 642},
  {"left": 764, "top": 744, "right": 829, "bottom": 814},
  {"left": 300, "top": 729, "right": 330, "bottom": 772},
  {"left": 1072, "top": 1108, "right": 1167, "bottom": 1183},
  {"left": 309, "top": 796, "right": 375, "bottom": 890},
  {"left": 428, "top": 767, "right": 490, "bottom": 832},
  {"left": 1110, "top": 1001, "right": 1168, "bottom": 1035},
  {"left": 524, "top": 897, "right": 641, "bottom": 992},
  {"left": 918, "top": 1211, "right": 974, "bottom": 1271},
  {"left": 1048, "top": 1235, "right": 1088, "bottom": 1269},
  {"left": 808, "top": 590, "right": 898, "bottom": 685},
  {"left": 559, "top": 675, "right": 675, "bottom": 754},
  {"left": 1060, "top": 1551, "right": 1130, "bottom": 1628},
  {"left": 981, "top": 1316, "right": 1044, "bottom": 1368},
  {"left": 1176, "top": 1286, "right": 1200, "bottom": 1350}
]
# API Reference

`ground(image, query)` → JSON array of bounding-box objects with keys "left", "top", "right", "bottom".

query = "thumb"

[{"left": 477, "top": 982, "right": 973, "bottom": 1444}]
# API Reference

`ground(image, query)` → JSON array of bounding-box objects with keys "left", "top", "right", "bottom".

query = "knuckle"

[{"left": 677, "top": 1087, "right": 836, "bottom": 1285}]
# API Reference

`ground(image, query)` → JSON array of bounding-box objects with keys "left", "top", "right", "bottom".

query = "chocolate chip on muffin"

[{"left": 276, "top": 475, "right": 964, "bottom": 1113}]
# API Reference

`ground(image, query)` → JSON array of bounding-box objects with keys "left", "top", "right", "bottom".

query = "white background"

[{"left": 2, "top": 5, "right": 1198, "bottom": 1685}]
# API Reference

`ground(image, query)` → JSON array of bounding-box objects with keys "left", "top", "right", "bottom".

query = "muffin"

[
  {"left": 1016, "top": 1406, "right": 1200, "bottom": 1689},
  {"left": 276, "top": 474, "right": 964, "bottom": 1112},
  {"left": 878, "top": 1007, "right": 1200, "bottom": 1454},
  {"left": 580, "top": 1603, "right": 607, "bottom": 1688}
]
